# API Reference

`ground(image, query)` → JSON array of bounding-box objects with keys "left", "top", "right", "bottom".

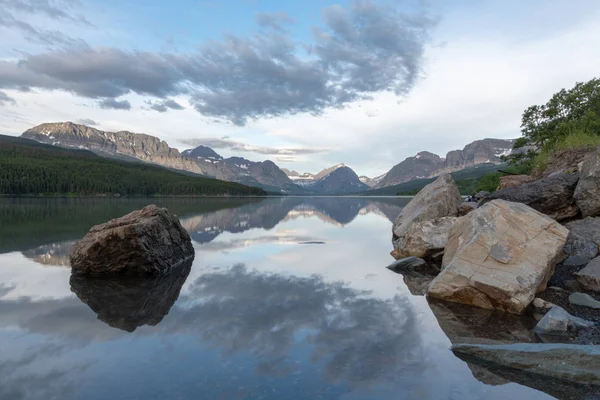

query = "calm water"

[{"left": 0, "top": 197, "right": 559, "bottom": 400}]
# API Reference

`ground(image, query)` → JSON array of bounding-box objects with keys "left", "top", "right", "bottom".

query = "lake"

[{"left": 0, "top": 197, "right": 560, "bottom": 399}]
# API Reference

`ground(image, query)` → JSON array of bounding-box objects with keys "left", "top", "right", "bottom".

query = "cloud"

[
  {"left": 0, "top": 0, "right": 89, "bottom": 47},
  {"left": 255, "top": 11, "right": 294, "bottom": 31},
  {"left": 0, "top": 1, "right": 436, "bottom": 125},
  {"left": 0, "top": 91, "right": 16, "bottom": 106},
  {"left": 97, "top": 98, "right": 131, "bottom": 110},
  {"left": 145, "top": 99, "right": 185, "bottom": 113},
  {"left": 182, "top": 137, "right": 329, "bottom": 156},
  {"left": 75, "top": 118, "right": 97, "bottom": 126},
  {"left": 275, "top": 156, "right": 297, "bottom": 163}
]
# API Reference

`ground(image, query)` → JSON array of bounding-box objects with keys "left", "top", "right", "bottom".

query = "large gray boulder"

[
  {"left": 392, "top": 174, "right": 461, "bottom": 239},
  {"left": 563, "top": 217, "right": 600, "bottom": 267},
  {"left": 574, "top": 148, "right": 600, "bottom": 217},
  {"left": 482, "top": 172, "right": 580, "bottom": 221},
  {"left": 576, "top": 256, "right": 600, "bottom": 292},
  {"left": 70, "top": 205, "right": 194, "bottom": 275},
  {"left": 452, "top": 343, "right": 600, "bottom": 386},
  {"left": 392, "top": 217, "right": 458, "bottom": 260},
  {"left": 427, "top": 200, "right": 569, "bottom": 314},
  {"left": 534, "top": 305, "right": 595, "bottom": 335}
]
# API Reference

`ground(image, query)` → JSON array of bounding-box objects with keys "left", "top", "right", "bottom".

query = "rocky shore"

[{"left": 387, "top": 147, "right": 600, "bottom": 397}]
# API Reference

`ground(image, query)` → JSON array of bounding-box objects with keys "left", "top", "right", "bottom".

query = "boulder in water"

[{"left": 69, "top": 205, "right": 194, "bottom": 275}]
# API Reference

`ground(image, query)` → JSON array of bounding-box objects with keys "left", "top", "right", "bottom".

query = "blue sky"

[{"left": 1, "top": 0, "right": 600, "bottom": 176}]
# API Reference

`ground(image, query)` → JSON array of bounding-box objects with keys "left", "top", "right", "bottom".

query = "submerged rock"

[
  {"left": 569, "top": 292, "right": 600, "bottom": 309},
  {"left": 534, "top": 305, "right": 595, "bottom": 335},
  {"left": 70, "top": 257, "right": 193, "bottom": 331},
  {"left": 482, "top": 172, "right": 580, "bottom": 221},
  {"left": 386, "top": 257, "right": 439, "bottom": 296},
  {"left": 452, "top": 343, "right": 600, "bottom": 387},
  {"left": 69, "top": 205, "right": 194, "bottom": 275},
  {"left": 427, "top": 200, "right": 569, "bottom": 314},
  {"left": 392, "top": 174, "right": 461, "bottom": 240}
]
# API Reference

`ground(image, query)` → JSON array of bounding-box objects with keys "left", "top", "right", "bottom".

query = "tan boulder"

[
  {"left": 427, "top": 200, "right": 569, "bottom": 314},
  {"left": 497, "top": 175, "right": 535, "bottom": 190},
  {"left": 392, "top": 173, "right": 461, "bottom": 240},
  {"left": 392, "top": 217, "right": 457, "bottom": 260}
]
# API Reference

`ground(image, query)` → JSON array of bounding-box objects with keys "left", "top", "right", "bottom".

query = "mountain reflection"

[
  {"left": 69, "top": 258, "right": 193, "bottom": 332},
  {"left": 16, "top": 197, "right": 409, "bottom": 265}
]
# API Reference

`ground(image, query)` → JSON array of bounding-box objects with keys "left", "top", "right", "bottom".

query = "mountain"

[
  {"left": 375, "top": 151, "right": 442, "bottom": 188},
  {"left": 22, "top": 122, "right": 204, "bottom": 173},
  {"left": 0, "top": 134, "right": 266, "bottom": 197},
  {"left": 283, "top": 163, "right": 346, "bottom": 187},
  {"left": 307, "top": 166, "right": 369, "bottom": 194},
  {"left": 374, "top": 138, "right": 515, "bottom": 189},
  {"left": 22, "top": 122, "right": 301, "bottom": 193},
  {"left": 359, "top": 174, "right": 386, "bottom": 187},
  {"left": 182, "top": 145, "right": 223, "bottom": 160}
]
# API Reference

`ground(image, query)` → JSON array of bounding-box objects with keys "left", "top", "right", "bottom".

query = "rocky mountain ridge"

[
  {"left": 373, "top": 139, "right": 515, "bottom": 188},
  {"left": 22, "top": 122, "right": 300, "bottom": 193},
  {"left": 21, "top": 122, "right": 516, "bottom": 193}
]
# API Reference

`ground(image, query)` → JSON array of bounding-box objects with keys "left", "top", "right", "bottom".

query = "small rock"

[
  {"left": 548, "top": 286, "right": 565, "bottom": 292},
  {"left": 392, "top": 217, "right": 458, "bottom": 260},
  {"left": 565, "top": 279, "right": 583, "bottom": 292},
  {"left": 532, "top": 297, "right": 555, "bottom": 313},
  {"left": 386, "top": 256, "right": 427, "bottom": 272},
  {"left": 534, "top": 305, "right": 595, "bottom": 335},
  {"left": 576, "top": 256, "right": 600, "bottom": 292},
  {"left": 457, "top": 202, "right": 477, "bottom": 216},
  {"left": 574, "top": 148, "right": 600, "bottom": 217},
  {"left": 563, "top": 217, "right": 600, "bottom": 265},
  {"left": 474, "top": 191, "right": 490, "bottom": 202},
  {"left": 498, "top": 175, "right": 534, "bottom": 190},
  {"left": 569, "top": 292, "right": 600, "bottom": 309}
]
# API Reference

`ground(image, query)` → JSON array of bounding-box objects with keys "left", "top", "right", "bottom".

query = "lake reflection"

[{"left": 0, "top": 197, "right": 558, "bottom": 399}]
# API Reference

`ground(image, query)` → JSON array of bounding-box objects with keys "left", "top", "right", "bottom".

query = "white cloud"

[{"left": 2, "top": 1, "right": 600, "bottom": 177}]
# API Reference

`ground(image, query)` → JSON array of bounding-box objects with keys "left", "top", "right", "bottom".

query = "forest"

[{"left": 0, "top": 135, "right": 266, "bottom": 197}]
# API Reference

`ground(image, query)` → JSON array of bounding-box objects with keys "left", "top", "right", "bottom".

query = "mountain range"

[{"left": 20, "top": 122, "right": 515, "bottom": 195}]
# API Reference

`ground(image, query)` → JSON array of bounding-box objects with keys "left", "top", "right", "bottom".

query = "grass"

[{"left": 531, "top": 130, "right": 600, "bottom": 173}]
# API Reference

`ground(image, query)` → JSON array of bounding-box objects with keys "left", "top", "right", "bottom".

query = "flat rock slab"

[
  {"left": 451, "top": 343, "right": 600, "bottom": 386},
  {"left": 570, "top": 292, "right": 600, "bottom": 309},
  {"left": 576, "top": 257, "right": 600, "bottom": 292},
  {"left": 70, "top": 205, "right": 194, "bottom": 276}
]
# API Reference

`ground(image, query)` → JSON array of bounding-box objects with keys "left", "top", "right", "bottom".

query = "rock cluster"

[
  {"left": 391, "top": 174, "right": 461, "bottom": 260},
  {"left": 69, "top": 205, "right": 194, "bottom": 275}
]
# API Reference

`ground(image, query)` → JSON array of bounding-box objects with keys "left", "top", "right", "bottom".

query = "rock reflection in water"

[{"left": 69, "top": 258, "right": 193, "bottom": 332}]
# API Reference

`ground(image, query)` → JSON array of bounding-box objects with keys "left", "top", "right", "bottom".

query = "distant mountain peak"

[{"left": 182, "top": 145, "right": 223, "bottom": 160}]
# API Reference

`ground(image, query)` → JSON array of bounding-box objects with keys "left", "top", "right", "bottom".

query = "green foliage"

[
  {"left": 521, "top": 78, "right": 600, "bottom": 148},
  {"left": 475, "top": 172, "right": 502, "bottom": 192},
  {"left": 0, "top": 135, "right": 266, "bottom": 196}
]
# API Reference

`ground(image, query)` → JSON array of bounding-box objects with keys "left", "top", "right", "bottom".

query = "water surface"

[{"left": 0, "top": 197, "right": 561, "bottom": 399}]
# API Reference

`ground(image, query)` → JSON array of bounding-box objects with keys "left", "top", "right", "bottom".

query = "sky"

[{"left": 1, "top": 0, "right": 600, "bottom": 177}]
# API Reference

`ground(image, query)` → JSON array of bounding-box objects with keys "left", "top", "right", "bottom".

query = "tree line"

[{"left": 0, "top": 135, "right": 266, "bottom": 197}]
